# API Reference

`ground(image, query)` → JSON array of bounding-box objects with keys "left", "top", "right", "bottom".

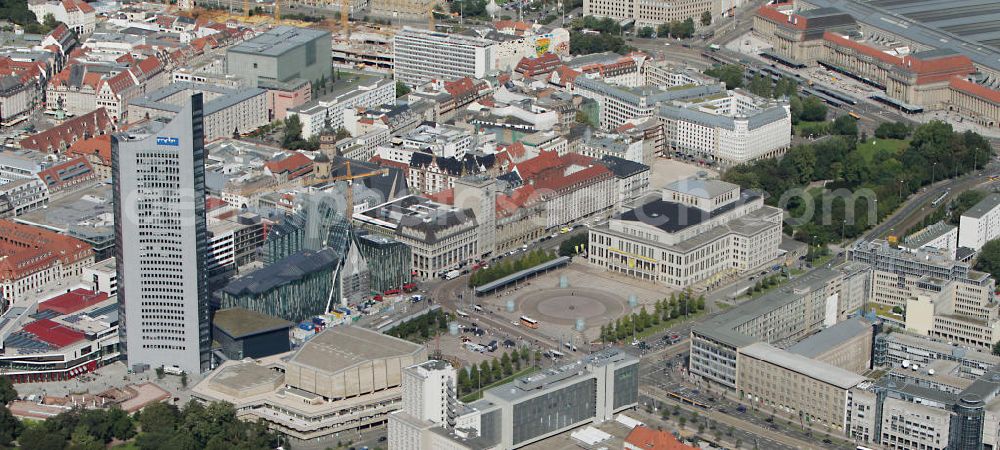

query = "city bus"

[{"left": 520, "top": 316, "right": 539, "bottom": 329}]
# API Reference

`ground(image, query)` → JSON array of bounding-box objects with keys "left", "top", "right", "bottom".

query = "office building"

[
  {"left": 584, "top": 0, "right": 745, "bottom": 27},
  {"left": 211, "top": 308, "right": 293, "bottom": 360},
  {"left": 690, "top": 267, "right": 870, "bottom": 390},
  {"left": 389, "top": 349, "right": 639, "bottom": 449},
  {"left": 0, "top": 178, "right": 49, "bottom": 218},
  {"left": 848, "top": 364, "right": 1000, "bottom": 449},
  {"left": 787, "top": 318, "right": 874, "bottom": 374},
  {"left": 588, "top": 177, "right": 782, "bottom": 289},
  {"left": 959, "top": 193, "right": 1000, "bottom": 252},
  {"left": 219, "top": 248, "right": 341, "bottom": 322},
  {"left": 658, "top": 90, "right": 792, "bottom": 166},
  {"left": 112, "top": 94, "right": 211, "bottom": 373},
  {"left": 595, "top": 155, "right": 651, "bottom": 212},
  {"left": 226, "top": 26, "right": 332, "bottom": 87},
  {"left": 369, "top": 0, "right": 438, "bottom": 22},
  {"left": 903, "top": 221, "right": 958, "bottom": 260},
  {"left": 738, "top": 342, "right": 867, "bottom": 431},
  {"left": 393, "top": 27, "right": 497, "bottom": 87},
  {"left": 574, "top": 76, "right": 724, "bottom": 131},
  {"left": 850, "top": 240, "right": 998, "bottom": 349},
  {"left": 354, "top": 195, "right": 479, "bottom": 279},
  {"left": 286, "top": 76, "right": 395, "bottom": 139},
  {"left": 355, "top": 232, "right": 413, "bottom": 293},
  {"left": 127, "top": 82, "right": 268, "bottom": 142},
  {"left": 874, "top": 332, "right": 1000, "bottom": 380},
  {"left": 82, "top": 257, "right": 117, "bottom": 296},
  {"left": 192, "top": 326, "right": 426, "bottom": 440},
  {"left": 0, "top": 220, "right": 94, "bottom": 307}
]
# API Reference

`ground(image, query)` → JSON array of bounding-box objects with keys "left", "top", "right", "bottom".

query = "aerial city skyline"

[{"left": 1, "top": 0, "right": 1000, "bottom": 448}]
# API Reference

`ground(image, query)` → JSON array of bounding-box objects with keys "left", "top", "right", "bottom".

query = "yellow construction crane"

[
  {"left": 427, "top": 0, "right": 435, "bottom": 30},
  {"left": 341, "top": 0, "right": 349, "bottom": 38},
  {"left": 321, "top": 160, "right": 389, "bottom": 217}
]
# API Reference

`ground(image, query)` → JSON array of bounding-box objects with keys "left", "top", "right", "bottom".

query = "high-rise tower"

[{"left": 113, "top": 94, "right": 210, "bottom": 373}]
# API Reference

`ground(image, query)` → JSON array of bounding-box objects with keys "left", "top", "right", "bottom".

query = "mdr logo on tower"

[{"left": 156, "top": 137, "right": 180, "bottom": 146}]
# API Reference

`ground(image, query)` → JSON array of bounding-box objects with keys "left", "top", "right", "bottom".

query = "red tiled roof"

[
  {"left": 496, "top": 184, "right": 538, "bottom": 217},
  {"left": 756, "top": 3, "right": 806, "bottom": 30},
  {"left": 370, "top": 155, "right": 410, "bottom": 175},
  {"left": 624, "top": 426, "right": 698, "bottom": 450},
  {"left": 823, "top": 32, "right": 901, "bottom": 66},
  {"left": 493, "top": 20, "right": 531, "bottom": 33},
  {"left": 443, "top": 77, "right": 481, "bottom": 98},
  {"left": 36, "top": 156, "right": 96, "bottom": 191},
  {"left": 265, "top": 152, "right": 313, "bottom": 179},
  {"left": 950, "top": 77, "right": 1000, "bottom": 105},
  {"left": 22, "top": 319, "right": 86, "bottom": 348},
  {"left": 66, "top": 134, "right": 111, "bottom": 164},
  {"left": 515, "top": 53, "right": 562, "bottom": 77},
  {"left": 20, "top": 108, "right": 114, "bottom": 154},
  {"left": 39, "top": 289, "right": 109, "bottom": 315},
  {"left": 823, "top": 32, "right": 975, "bottom": 84},
  {"left": 205, "top": 196, "right": 227, "bottom": 211},
  {"left": 549, "top": 65, "right": 581, "bottom": 86},
  {"left": 425, "top": 187, "right": 454, "bottom": 204},
  {"left": 515, "top": 151, "right": 611, "bottom": 195},
  {"left": 0, "top": 220, "right": 93, "bottom": 283}
]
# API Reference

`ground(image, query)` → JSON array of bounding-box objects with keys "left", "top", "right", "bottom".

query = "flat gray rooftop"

[
  {"left": 288, "top": 326, "right": 423, "bottom": 375},
  {"left": 803, "top": 0, "right": 1000, "bottom": 72},
  {"left": 228, "top": 26, "right": 330, "bottom": 57},
  {"left": 211, "top": 362, "right": 284, "bottom": 391},
  {"left": 129, "top": 82, "right": 265, "bottom": 116},
  {"left": 693, "top": 268, "right": 842, "bottom": 347},
  {"left": 787, "top": 319, "right": 871, "bottom": 358},
  {"left": 866, "top": 0, "right": 1000, "bottom": 47},
  {"left": 213, "top": 308, "right": 293, "bottom": 339},
  {"left": 742, "top": 342, "right": 866, "bottom": 389},
  {"left": 962, "top": 193, "right": 1000, "bottom": 219}
]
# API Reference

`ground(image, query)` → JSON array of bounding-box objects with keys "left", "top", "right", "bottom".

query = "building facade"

[
  {"left": 588, "top": 178, "right": 782, "bottom": 289},
  {"left": 112, "top": 94, "right": 211, "bottom": 373},
  {"left": 959, "top": 194, "right": 1000, "bottom": 252},
  {"left": 226, "top": 26, "right": 332, "bottom": 87},
  {"left": 393, "top": 28, "right": 497, "bottom": 87}
]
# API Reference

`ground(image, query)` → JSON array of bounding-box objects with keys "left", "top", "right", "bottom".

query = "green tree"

[
  {"left": 656, "top": 23, "right": 671, "bottom": 38},
  {"left": 282, "top": 115, "right": 304, "bottom": 148},
  {"left": 700, "top": 10, "right": 712, "bottom": 26},
  {"left": 875, "top": 121, "right": 910, "bottom": 139},
  {"left": 138, "top": 402, "right": 180, "bottom": 434},
  {"left": 993, "top": 341, "right": 1000, "bottom": 357},
  {"left": 17, "top": 426, "right": 65, "bottom": 450},
  {"left": 155, "top": 367, "right": 164, "bottom": 380},
  {"left": 831, "top": 115, "right": 858, "bottom": 137},
  {"left": 42, "top": 12, "right": 58, "bottom": 30},
  {"left": 491, "top": 358, "right": 502, "bottom": 381},
  {"left": 704, "top": 64, "right": 743, "bottom": 89},
  {"left": 975, "top": 239, "right": 1000, "bottom": 281},
  {"left": 0, "top": 376, "right": 16, "bottom": 404},
  {"left": 501, "top": 352, "right": 513, "bottom": 376},
  {"left": 468, "top": 364, "right": 480, "bottom": 389},
  {"left": 800, "top": 96, "right": 828, "bottom": 122},
  {"left": 457, "top": 366, "right": 470, "bottom": 394},
  {"left": 0, "top": 404, "right": 23, "bottom": 447},
  {"left": 395, "top": 81, "right": 411, "bottom": 98},
  {"left": 479, "top": 361, "right": 492, "bottom": 384},
  {"left": 638, "top": 26, "right": 654, "bottom": 38}
]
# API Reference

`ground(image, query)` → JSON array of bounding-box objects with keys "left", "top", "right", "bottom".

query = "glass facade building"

[
  {"left": 511, "top": 378, "right": 597, "bottom": 446},
  {"left": 219, "top": 248, "right": 340, "bottom": 321},
  {"left": 356, "top": 232, "right": 412, "bottom": 293}
]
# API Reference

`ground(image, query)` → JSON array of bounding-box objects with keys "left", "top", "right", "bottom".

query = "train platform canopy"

[{"left": 871, "top": 93, "right": 924, "bottom": 113}]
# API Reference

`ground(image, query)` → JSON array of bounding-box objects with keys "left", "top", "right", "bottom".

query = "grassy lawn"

[
  {"left": 793, "top": 121, "right": 828, "bottom": 137},
  {"left": 634, "top": 310, "right": 705, "bottom": 341},
  {"left": 461, "top": 367, "right": 538, "bottom": 402},
  {"left": 857, "top": 138, "right": 908, "bottom": 163}
]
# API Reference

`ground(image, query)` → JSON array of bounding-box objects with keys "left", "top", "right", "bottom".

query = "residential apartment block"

[
  {"left": 127, "top": 82, "right": 268, "bottom": 142},
  {"left": 393, "top": 27, "right": 497, "bottom": 87},
  {"left": 959, "top": 193, "right": 1000, "bottom": 251}
]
